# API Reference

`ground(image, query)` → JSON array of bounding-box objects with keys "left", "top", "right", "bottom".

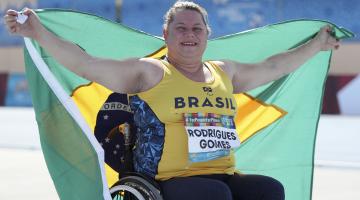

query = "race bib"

[{"left": 184, "top": 113, "right": 241, "bottom": 163}]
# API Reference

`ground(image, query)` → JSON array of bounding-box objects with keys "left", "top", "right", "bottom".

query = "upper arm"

[
  {"left": 82, "top": 57, "right": 162, "bottom": 94},
  {"left": 215, "top": 60, "right": 282, "bottom": 93}
]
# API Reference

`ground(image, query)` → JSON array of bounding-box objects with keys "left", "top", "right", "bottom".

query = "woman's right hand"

[{"left": 3, "top": 8, "right": 43, "bottom": 40}]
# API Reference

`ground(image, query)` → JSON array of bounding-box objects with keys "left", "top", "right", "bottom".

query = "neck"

[{"left": 166, "top": 53, "right": 203, "bottom": 73}]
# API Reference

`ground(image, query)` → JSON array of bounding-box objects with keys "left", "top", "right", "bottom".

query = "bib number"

[{"left": 184, "top": 113, "right": 241, "bottom": 163}]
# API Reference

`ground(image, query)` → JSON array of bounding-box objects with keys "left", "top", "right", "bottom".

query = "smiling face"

[{"left": 163, "top": 9, "right": 208, "bottom": 61}]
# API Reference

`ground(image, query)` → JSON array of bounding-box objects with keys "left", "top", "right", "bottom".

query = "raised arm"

[
  {"left": 215, "top": 26, "right": 339, "bottom": 93},
  {"left": 3, "top": 8, "right": 162, "bottom": 93}
]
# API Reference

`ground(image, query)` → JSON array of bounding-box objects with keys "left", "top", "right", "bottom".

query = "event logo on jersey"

[{"left": 202, "top": 87, "right": 213, "bottom": 96}]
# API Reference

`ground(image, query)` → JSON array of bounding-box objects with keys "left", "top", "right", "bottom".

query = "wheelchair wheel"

[
  {"left": 110, "top": 184, "right": 145, "bottom": 200},
  {"left": 110, "top": 175, "right": 163, "bottom": 200}
]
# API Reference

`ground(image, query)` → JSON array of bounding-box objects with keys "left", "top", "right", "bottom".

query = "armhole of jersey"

[
  {"left": 206, "top": 61, "right": 233, "bottom": 87},
  {"left": 204, "top": 61, "right": 234, "bottom": 92},
  {"left": 206, "top": 61, "right": 224, "bottom": 75},
  {"left": 159, "top": 59, "right": 171, "bottom": 70},
  {"left": 206, "top": 61, "right": 226, "bottom": 74}
]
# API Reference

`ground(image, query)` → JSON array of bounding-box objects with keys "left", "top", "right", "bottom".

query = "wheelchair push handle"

[
  {"left": 118, "top": 122, "right": 133, "bottom": 172},
  {"left": 120, "top": 122, "right": 131, "bottom": 146}
]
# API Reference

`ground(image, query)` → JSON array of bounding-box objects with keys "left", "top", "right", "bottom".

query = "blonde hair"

[{"left": 163, "top": 1, "right": 211, "bottom": 35}]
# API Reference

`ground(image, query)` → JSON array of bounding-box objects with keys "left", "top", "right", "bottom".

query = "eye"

[
  {"left": 176, "top": 26, "right": 186, "bottom": 32},
  {"left": 193, "top": 27, "right": 203, "bottom": 33}
]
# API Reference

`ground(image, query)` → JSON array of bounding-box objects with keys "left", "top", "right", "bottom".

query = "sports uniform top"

[{"left": 129, "top": 59, "right": 238, "bottom": 181}]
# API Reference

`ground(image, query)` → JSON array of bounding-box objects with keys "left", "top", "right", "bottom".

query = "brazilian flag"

[{"left": 23, "top": 9, "right": 353, "bottom": 200}]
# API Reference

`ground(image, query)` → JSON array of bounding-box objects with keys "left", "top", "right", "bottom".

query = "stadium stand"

[
  {"left": 0, "top": 0, "right": 116, "bottom": 46},
  {"left": 121, "top": 0, "right": 360, "bottom": 39},
  {"left": 121, "top": 0, "right": 277, "bottom": 38},
  {"left": 4, "top": 74, "right": 32, "bottom": 107},
  {"left": 38, "top": 0, "right": 116, "bottom": 21},
  {"left": 282, "top": 0, "right": 360, "bottom": 41}
]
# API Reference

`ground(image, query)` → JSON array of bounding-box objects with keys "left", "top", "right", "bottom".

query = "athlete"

[{"left": 4, "top": 1, "right": 339, "bottom": 200}]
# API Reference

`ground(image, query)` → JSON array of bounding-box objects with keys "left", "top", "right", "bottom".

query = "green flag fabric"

[{"left": 23, "top": 9, "right": 353, "bottom": 200}]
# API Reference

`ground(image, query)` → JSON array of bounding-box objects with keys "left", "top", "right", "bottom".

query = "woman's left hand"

[{"left": 313, "top": 25, "right": 340, "bottom": 51}]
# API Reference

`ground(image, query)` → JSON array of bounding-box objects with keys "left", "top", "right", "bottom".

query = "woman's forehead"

[{"left": 171, "top": 10, "right": 206, "bottom": 25}]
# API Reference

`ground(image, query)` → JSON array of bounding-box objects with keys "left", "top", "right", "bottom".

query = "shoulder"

[
  {"left": 206, "top": 60, "right": 235, "bottom": 79},
  {"left": 139, "top": 57, "right": 162, "bottom": 65},
  {"left": 138, "top": 57, "right": 165, "bottom": 76},
  {"left": 137, "top": 57, "right": 165, "bottom": 92}
]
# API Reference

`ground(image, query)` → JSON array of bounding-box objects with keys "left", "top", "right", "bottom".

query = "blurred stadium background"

[{"left": 0, "top": 0, "right": 359, "bottom": 200}]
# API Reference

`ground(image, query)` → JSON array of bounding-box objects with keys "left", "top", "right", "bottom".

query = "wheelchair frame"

[{"left": 108, "top": 123, "right": 163, "bottom": 200}]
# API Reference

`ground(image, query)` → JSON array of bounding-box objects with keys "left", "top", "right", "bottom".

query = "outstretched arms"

[
  {"left": 216, "top": 26, "right": 339, "bottom": 93},
  {"left": 3, "top": 8, "right": 163, "bottom": 94}
]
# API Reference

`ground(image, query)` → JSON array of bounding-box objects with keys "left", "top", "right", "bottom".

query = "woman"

[{"left": 4, "top": 1, "right": 339, "bottom": 200}]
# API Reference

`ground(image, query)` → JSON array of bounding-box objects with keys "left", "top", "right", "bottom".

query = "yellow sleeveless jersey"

[{"left": 129, "top": 59, "right": 238, "bottom": 181}]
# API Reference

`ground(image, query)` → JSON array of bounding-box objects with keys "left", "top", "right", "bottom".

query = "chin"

[{"left": 182, "top": 52, "right": 203, "bottom": 59}]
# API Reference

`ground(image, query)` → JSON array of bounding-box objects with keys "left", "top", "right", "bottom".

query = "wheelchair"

[{"left": 94, "top": 93, "right": 163, "bottom": 200}]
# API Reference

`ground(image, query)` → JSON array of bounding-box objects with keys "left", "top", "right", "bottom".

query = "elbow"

[
  {"left": 263, "top": 58, "right": 277, "bottom": 71},
  {"left": 72, "top": 55, "right": 95, "bottom": 80},
  {"left": 262, "top": 58, "right": 290, "bottom": 79}
]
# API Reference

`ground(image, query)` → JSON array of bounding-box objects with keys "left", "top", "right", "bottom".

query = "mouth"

[{"left": 181, "top": 42, "right": 198, "bottom": 46}]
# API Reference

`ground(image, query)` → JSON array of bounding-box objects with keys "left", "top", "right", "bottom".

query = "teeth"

[{"left": 182, "top": 42, "right": 196, "bottom": 46}]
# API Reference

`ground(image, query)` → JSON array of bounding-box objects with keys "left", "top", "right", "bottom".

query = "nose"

[{"left": 183, "top": 30, "right": 195, "bottom": 38}]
